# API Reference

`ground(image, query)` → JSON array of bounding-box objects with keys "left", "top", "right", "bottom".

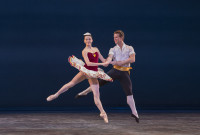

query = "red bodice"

[{"left": 84, "top": 52, "right": 99, "bottom": 71}]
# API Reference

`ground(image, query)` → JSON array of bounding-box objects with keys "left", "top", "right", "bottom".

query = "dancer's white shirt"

[{"left": 109, "top": 42, "right": 136, "bottom": 67}]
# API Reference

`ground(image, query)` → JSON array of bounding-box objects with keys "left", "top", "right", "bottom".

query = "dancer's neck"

[
  {"left": 117, "top": 41, "right": 124, "bottom": 49},
  {"left": 85, "top": 44, "right": 92, "bottom": 49}
]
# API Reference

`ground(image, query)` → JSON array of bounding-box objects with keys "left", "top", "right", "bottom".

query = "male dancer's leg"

[
  {"left": 118, "top": 71, "right": 139, "bottom": 122},
  {"left": 75, "top": 68, "right": 119, "bottom": 98}
]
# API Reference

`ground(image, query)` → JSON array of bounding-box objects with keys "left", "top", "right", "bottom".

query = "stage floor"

[{"left": 0, "top": 112, "right": 199, "bottom": 135}]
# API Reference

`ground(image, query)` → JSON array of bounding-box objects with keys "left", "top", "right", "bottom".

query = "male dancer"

[{"left": 75, "top": 30, "right": 139, "bottom": 123}]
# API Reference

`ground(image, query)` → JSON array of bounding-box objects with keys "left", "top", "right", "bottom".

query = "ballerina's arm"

[
  {"left": 82, "top": 50, "right": 104, "bottom": 66},
  {"left": 96, "top": 48, "right": 106, "bottom": 63}
]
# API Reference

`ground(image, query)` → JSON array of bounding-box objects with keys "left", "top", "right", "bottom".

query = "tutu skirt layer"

[{"left": 68, "top": 55, "right": 113, "bottom": 82}]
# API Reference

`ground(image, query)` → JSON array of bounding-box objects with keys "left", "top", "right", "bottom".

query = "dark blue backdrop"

[{"left": 0, "top": 0, "right": 200, "bottom": 110}]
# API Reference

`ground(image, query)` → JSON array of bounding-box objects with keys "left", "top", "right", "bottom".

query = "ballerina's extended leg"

[{"left": 47, "top": 72, "right": 86, "bottom": 101}]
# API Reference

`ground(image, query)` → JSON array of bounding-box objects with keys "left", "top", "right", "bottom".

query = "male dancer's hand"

[
  {"left": 111, "top": 61, "right": 124, "bottom": 66},
  {"left": 110, "top": 61, "right": 116, "bottom": 65},
  {"left": 116, "top": 61, "right": 124, "bottom": 66}
]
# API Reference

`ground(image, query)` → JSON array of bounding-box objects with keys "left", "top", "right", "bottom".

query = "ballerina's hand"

[{"left": 102, "top": 62, "right": 109, "bottom": 67}]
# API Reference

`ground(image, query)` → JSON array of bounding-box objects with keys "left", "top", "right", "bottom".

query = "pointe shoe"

[
  {"left": 46, "top": 94, "right": 58, "bottom": 101},
  {"left": 74, "top": 93, "right": 87, "bottom": 99},
  {"left": 100, "top": 113, "right": 109, "bottom": 123},
  {"left": 131, "top": 114, "right": 139, "bottom": 123}
]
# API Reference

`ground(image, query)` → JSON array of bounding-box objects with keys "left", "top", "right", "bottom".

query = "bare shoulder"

[{"left": 82, "top": 48, "right": 87, "bottom": 54}]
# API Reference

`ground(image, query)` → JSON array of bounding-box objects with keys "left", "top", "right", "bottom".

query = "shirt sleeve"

[
  {"left": 129, "top": 46, "right": 136, "bottom": 55},
  {"left": 109, "top": 48, "right": 114, "bottom": 55}
]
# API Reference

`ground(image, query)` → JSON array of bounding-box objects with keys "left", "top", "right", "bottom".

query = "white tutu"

[{"left": 68, "top": 55, "right": 113, "bottom": 82}]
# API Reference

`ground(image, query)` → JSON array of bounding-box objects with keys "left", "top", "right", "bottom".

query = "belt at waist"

[{"left": 113, "top": 65, "right": 132, "bottom": 71}]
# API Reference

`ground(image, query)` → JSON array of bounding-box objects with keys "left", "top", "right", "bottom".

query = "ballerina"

[{"left": 46, "top": 32, "right": 112, "bottom": 123}]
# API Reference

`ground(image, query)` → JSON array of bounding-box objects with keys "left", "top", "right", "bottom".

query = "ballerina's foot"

[
  {"left": 46, "top": 94, "right": 58, "bottom": 102},
  {"left": 100, "top": 113, "right": 109, "bottom": 123}
]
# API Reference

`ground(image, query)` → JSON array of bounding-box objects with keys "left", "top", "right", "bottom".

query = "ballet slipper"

[
  {"left": 46, "top": 94, "right": 59, "bottom": 101},
  {"left": 100, "top": 113, "right": 109, "bottom": 123}
]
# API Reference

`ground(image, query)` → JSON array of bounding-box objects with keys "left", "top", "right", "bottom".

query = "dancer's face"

[
  {"left": 84, "top": 36, "right": 93, "bottom": 46},
  {"left": 114, "top": 34, "right": 123, "bottom": 45}
]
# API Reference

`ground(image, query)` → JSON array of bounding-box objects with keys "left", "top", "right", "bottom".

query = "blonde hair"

[{"left": 114, "top": 30, "right": 124, "bottom": 40}]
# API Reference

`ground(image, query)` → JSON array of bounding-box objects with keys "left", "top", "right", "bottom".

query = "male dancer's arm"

[
  {"left": 106, "top": 54, "right": 113, "bottom": 63},
  {"left": 96, "top": 48, "right": 106, "bottom": 63},
  {"left": 111, "top": 54, "right": 135, "bottom": 66},
  {"left": 103, "top": 54, "right": 113, "bottom": 67}
]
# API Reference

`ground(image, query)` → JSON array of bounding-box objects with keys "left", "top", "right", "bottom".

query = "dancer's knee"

[
  {"left": 68, "top": 81, "right": 75, "bottom": 88},
  {"left": 94, "top": 98, "right": 100, "bottom": 106}
]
